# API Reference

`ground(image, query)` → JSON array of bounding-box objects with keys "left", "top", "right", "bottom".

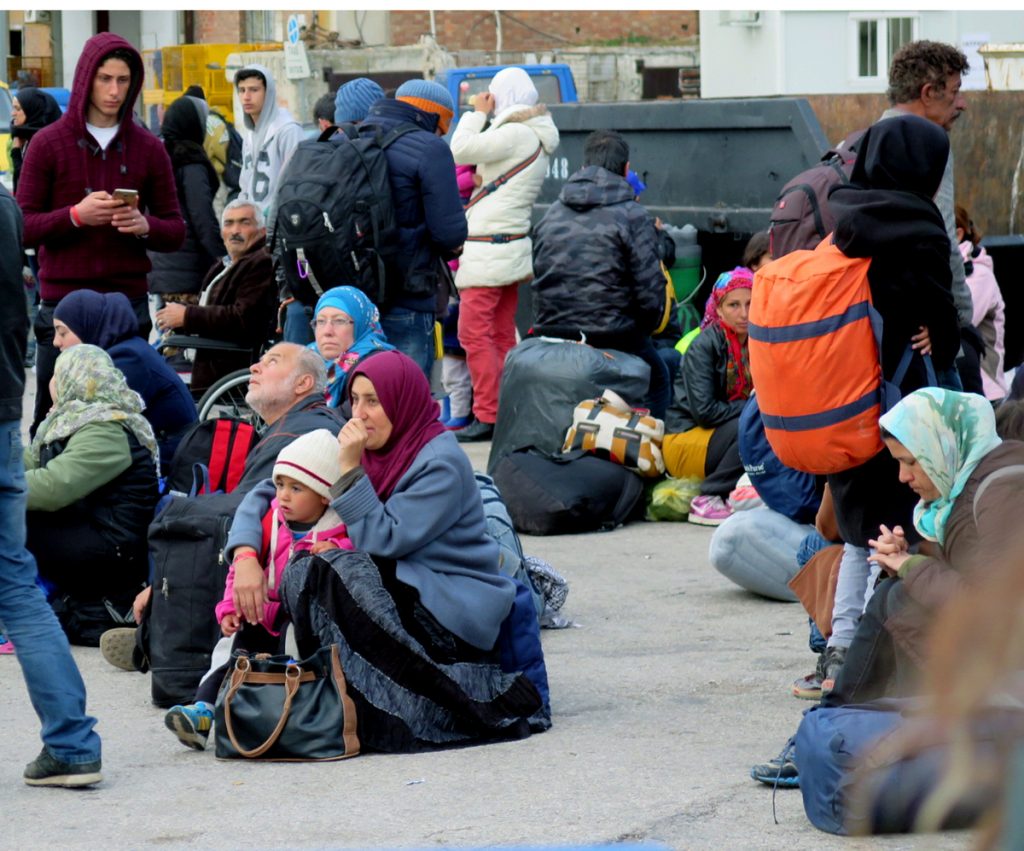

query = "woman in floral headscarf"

[
  {"left": 663, "top": 266, "right": 755, "bottom": 525},
  {"left": 820, "top": 387, "right": 1024, "bottom": 706},
  {"left": 25, "top": 344, "right": 159, "bottom": 644}
]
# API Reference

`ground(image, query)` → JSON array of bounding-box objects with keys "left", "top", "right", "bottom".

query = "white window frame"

[{"left": 848, "top": 13, "right": 920, "bottom": 83}]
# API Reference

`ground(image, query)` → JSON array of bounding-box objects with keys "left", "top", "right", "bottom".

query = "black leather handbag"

[{"left": 214, "top": 644, "right": 360, "bottom": 761}]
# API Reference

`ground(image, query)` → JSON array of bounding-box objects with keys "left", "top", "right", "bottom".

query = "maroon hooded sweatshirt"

[{"left": 15, "top": 32, "right": 185, "bottom": 302}]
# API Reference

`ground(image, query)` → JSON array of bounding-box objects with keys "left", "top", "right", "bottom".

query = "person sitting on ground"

[
  {"left": 226, "top": 350, "right": 546, "bottom": 751},
  {"left": 53, "top": 289, "right": 197, "bottom": 462},
  {"left": 663, "top": 267, "right": 755, "bottom": 526},
  {"left": 154, "top": 198, "right": 276, "bottom": 398},
  {"left": 531, "top": 129, "right": 668, "bottom": 420},
  {"left": 100, "top": 342, "right": 345, "bottom": 669},
  {"left": 751, "top": 387, "right": 1024, "bottom": 788},
  {"left": 307, "top": 286, "right": 394, "bottom": 409},
  {"left": 956, "top": 205, "right": 1006, "bottom": 402},
  {"left": 163, "top": 428, "right": 354, "bottom": 750},
  {"left": 26, "top": 344, "right": 159, "bottom": 644}
]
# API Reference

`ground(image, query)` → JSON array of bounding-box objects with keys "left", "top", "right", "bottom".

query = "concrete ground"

[{"left": 1, "top": 382, "right": 971, "bottom": 850}]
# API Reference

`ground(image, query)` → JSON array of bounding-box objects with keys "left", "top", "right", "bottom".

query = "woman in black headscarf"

[
  {"left": 148, "top": 92, "right": 225, "bottom": 307},
  {"left": 10, "top": 87, "right": 62, "bottom": 192}
]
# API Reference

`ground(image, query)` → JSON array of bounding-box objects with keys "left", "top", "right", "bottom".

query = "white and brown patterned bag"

[{"left": 562, "top": 389, "right": 665, "bottom": 477}]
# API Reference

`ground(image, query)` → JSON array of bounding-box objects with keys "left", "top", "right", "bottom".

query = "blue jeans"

[
  {"left": 380, "top": 307, "right": 435, "bottom": 379},
  {"left": 0, "top": 421, "right": 100, "bottom": 763},
  {"left": 282, "top": 300, "right": 314, "bottom": 345}
]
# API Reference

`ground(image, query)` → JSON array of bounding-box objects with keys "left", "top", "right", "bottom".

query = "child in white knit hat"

[{"left": 164, "top": 429, "right": 352, "bottom": 751}]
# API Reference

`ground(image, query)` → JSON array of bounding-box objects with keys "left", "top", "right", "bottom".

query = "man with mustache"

[{"left": 155, "top": 200, "right": 276, "bottom": 397}]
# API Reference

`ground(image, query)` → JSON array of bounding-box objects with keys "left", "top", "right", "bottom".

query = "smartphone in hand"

[{"left": 112, "top": 188, "right": 139, "bottom": 208}]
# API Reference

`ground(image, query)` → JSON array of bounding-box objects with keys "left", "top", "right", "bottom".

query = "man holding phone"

[{"left": 15, "top": 32, "right": 184, "bottom": 433}]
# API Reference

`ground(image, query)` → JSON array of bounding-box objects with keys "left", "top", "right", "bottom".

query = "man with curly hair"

[{"left": 882, "top": 40, "right": 972, "bottom": 344}]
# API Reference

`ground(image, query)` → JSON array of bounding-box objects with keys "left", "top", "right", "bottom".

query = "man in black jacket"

[
  {"left": 531, "top": 130, "right": 669, "bottom": 418},
  {"left": 0, "top": 186, "right": 103, "bottom": 787}
]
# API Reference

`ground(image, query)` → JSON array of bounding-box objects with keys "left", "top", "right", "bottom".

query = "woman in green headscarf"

[
  {"left": 821, "top": 387, "right": 1024, "bottom": 706},
  {"left": 25, "top": 344, "right": 160, "bottom": 644}
]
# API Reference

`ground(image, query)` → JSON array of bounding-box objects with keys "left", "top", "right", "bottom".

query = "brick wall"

[
  {"left": 389, "top": 10, "right": 697, "bottom": 51},
  {"left": 193, "top": 11, "right": 244, "bottom": 44}
]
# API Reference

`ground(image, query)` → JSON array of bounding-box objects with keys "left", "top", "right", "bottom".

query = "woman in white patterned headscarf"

[{"left": 25, "top": 344, "right": 160, "bottom": 643}]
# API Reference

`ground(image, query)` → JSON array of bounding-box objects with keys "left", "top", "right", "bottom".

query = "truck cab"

[{"left": 436, "top": 63, "right": 578, "bottom": 132}]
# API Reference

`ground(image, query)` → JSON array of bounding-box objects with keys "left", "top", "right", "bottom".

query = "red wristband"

[{"left": 69, "top": 205, "right": 83, "bottom": 227}]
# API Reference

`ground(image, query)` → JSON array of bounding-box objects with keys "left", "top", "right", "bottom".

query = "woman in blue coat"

[{"left": 53, "top": 289, "right": 197, "bottom": 462}]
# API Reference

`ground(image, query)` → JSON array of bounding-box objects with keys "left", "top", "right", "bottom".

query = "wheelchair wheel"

[{"left": 196, "top": 369, "right": 265, "bottom": 431}]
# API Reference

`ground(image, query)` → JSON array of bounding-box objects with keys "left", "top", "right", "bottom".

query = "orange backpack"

[{"left": 748, "top": 237, "right": 888, "bottom": 475}]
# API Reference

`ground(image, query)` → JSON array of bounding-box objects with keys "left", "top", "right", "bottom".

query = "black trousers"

[
  {"left": 821, "top": 577, "right": 920, "bottom": 707},
  {"left": 700, "top": 416, "right": 744, "bottom": 498}
]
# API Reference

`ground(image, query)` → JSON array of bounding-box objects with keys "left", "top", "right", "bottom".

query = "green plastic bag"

[{"left": 645, "top": 475, "right": 703, "bottom": 521}]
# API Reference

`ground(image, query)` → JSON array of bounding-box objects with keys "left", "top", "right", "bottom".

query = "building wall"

[
  {"left": 193, "top": 11, "right": 244, "bottom": 44},
  {"left": 702, "top": 10, "right": 1024, "bottom": 98},
  {"left": 389, "top": 10, "right": 698, "bottom": 52}
]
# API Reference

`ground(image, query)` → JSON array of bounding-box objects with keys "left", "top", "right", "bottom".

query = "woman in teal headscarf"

[
  {"left": 821, "top": 388, "right": 1024, "bottom": 706},
  {"left": 307, "top": 286, "right": 394, "bottom": 407}
]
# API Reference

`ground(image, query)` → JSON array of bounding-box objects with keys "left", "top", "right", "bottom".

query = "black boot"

[{"left": 455, "top": 417, "right": 495, "bottom": 442}]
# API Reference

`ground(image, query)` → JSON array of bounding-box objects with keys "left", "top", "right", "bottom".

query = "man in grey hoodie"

[
  {"left": 234, "top": 64, "right": 306, "bottom": 342},
  {"left": 235, "top": 64, "right": 304, "bottom": 216}
]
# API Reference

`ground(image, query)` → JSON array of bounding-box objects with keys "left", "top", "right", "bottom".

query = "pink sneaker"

[
  {"left": 0, "top": 638, "right": 14, "bottom": 655},
  {"left": 688, "top": 494, "right": 733, "bottom": 526}
]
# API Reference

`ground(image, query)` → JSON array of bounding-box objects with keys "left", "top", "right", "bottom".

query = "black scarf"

[
  {"left": 11, "top": 87, "right": 62, "bottom": 142},
  {"left": 161, "top": 96, "right": 218, "bottom": 188}
]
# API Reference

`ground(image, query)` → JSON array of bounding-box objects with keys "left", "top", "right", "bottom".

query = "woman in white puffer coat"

[{"left": 449, "top": 67, "right": 560, "bottom": 441}]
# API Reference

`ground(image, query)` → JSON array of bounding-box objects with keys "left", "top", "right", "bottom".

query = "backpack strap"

[
  {"left": 378, "top": 123, "right": 420, "bottom": 150},
  {"left": 464, "top": 145, "right": 543, "bottom": 212},
  {"left": 973, "top": 464, "right": 1024, "bottom": 525}
]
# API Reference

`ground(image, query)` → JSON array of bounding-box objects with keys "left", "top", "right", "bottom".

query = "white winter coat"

[{"left": 450, "top": 104, "right": 560, "bottom": 289}]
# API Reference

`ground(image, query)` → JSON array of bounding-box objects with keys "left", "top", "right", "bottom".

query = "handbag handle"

[{"left": 222, "top": 657, "right": 303, "bottom": 758}]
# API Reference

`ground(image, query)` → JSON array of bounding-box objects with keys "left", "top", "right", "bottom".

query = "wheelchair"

[{"left": 158, "top": 334, "right": 267, "bottom": 431}]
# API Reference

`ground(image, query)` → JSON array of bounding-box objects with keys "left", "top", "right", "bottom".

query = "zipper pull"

[
  {"left": 322, "top": 211, "right": 334, "bottom": 232},
  {"left": 218, "top": 547, "right": 225, "bottom": 566},
  {"left": 161, "top": 577, "right": 169, "bottom": 598}
]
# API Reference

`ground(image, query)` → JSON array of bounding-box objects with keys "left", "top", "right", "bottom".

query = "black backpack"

[
  {"left": 768, "top": 129, "right": 865, "bottom": 260},
  {"left": 273, "top": 123, "right": 417, "bottom": 307},
  {"left": 143, "top": 491, "right": 245, "bottom": 707},
  {"left": 491, "top": 449, "right": 645, "bottom": 536}
]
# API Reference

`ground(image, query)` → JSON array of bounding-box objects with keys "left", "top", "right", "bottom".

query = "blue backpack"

[{"left": 738, "top": 394, "right": 821, "bottom": 524}]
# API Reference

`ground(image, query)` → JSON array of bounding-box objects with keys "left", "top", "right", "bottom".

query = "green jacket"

[{"left": 25, "top": 420, "right": 132, "bottom": 512}]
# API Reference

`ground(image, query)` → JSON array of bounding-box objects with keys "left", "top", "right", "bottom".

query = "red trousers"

[{"left": 457, "top": 284, "right": 519, "bottom": 423}]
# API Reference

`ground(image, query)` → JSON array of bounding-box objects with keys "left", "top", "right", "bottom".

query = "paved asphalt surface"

[{"left": 1, "top": 380, "right": 971, "bottom": 849}]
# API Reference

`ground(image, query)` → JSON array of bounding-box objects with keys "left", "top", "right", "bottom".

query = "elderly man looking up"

[
  {"left": 105, "top": 341, "right": 343, "bottom": 665},
  {"left": 155, "top": 199, "right": 277, "bottom": 397}
]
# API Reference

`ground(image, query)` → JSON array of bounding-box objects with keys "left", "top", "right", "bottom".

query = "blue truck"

[{"left": 435, "top": 63, "right": 578, "bottom": 132}]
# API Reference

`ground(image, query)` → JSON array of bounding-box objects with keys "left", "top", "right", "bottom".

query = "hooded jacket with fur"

[
  {"left": 450, "top": 103, "right": 559, "bottom": 287},
  {"left": 15, "top": 32, "right": 184, "bottom": 302},
  {"left": 236, "top": 64, "right": 305, "bottom": 218}
]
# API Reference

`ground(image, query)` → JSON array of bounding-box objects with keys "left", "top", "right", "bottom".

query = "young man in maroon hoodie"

[{"left": 16, "top": 32, "right": 185, "bottom": 432}]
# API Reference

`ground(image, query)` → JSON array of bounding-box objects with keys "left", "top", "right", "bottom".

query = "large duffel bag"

[
  {"left": 796, "top": 700, "right": 1010, "bottom": 835},
  {"left": 486, "top": 337, "right": 649, "bottom": 475},
  {"left": 491, "top": 448, "right": 645, "bottom": 536},
  {"left": 143, "top": 491, "right": 245, "bottom": 707}
]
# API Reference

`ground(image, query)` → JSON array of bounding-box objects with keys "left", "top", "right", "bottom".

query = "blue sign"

[{"left": 287, "top": 16, "right": 300, "bottom": 46}]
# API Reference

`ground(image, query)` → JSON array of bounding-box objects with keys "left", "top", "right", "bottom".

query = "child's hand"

[
  {"left": 221, "top": 613, "right": 241, "bottom": 636},
  {"left": 310, "top": 541, "right": 339, "bottom": 555}
]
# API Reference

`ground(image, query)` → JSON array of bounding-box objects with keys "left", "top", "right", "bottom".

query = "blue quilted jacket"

[{"left": 359, "top": 100, "right": 468, "bottom": 311}]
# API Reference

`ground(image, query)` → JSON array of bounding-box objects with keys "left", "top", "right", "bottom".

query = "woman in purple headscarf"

[{"left": 226, "top": 350, "right": 547, "bottom": 752}]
